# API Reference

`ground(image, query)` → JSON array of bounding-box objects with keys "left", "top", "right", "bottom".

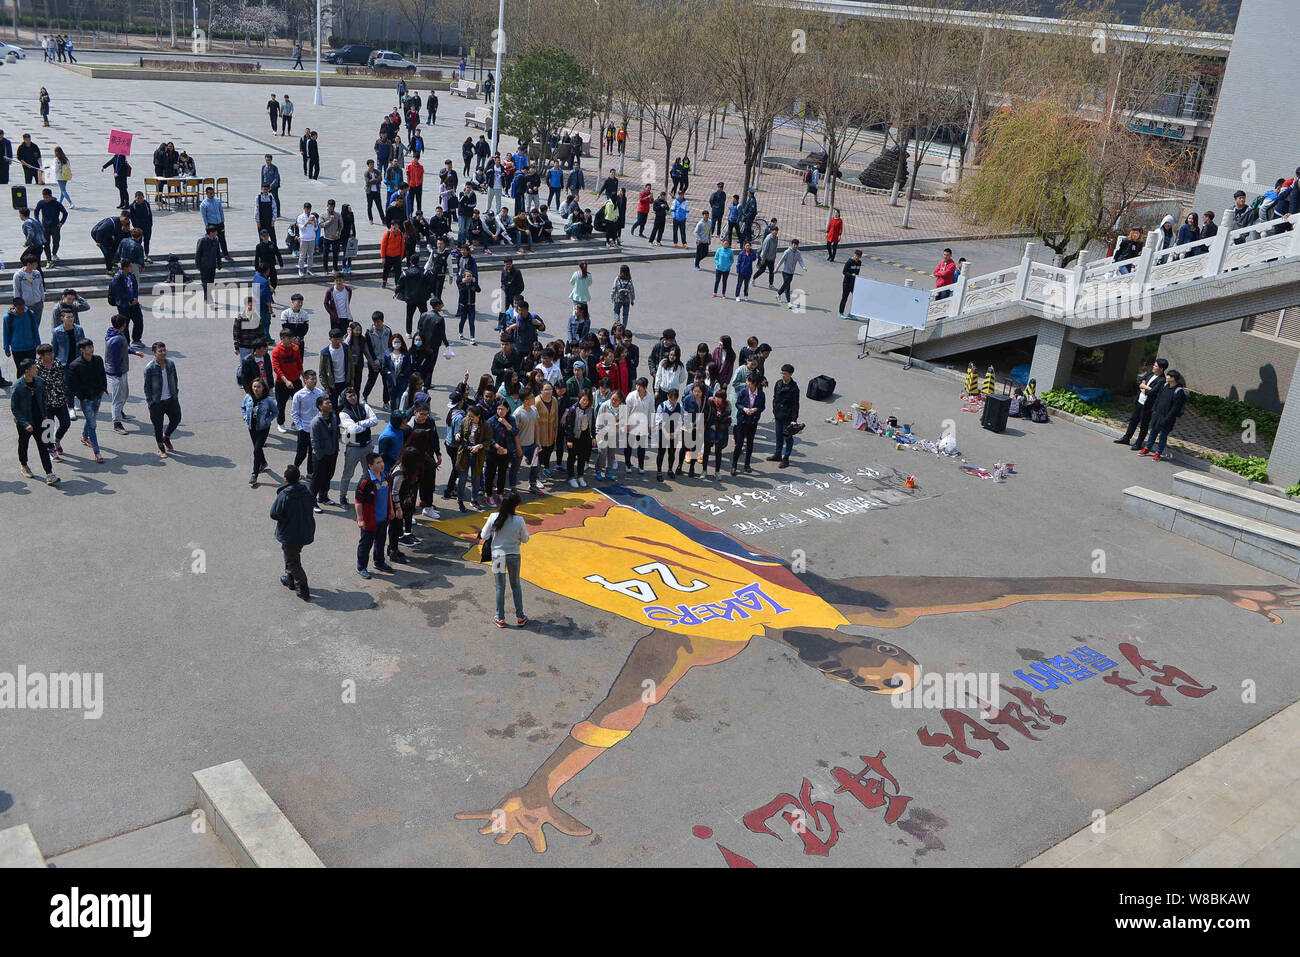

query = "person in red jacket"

[
  {"left": 354, "top": 451, "right": 397, "bottom": 579},
  {"left": 826, "top": 208, "right": 844, "bottom": 262},
  {"left": 380, "top": 223, "right": 405, "bottom": 288},
  {"left": 631, "top": 184, "right": 653, "bottom": 238},
  {"left": 933, "top": 247, "right": 957, "bottom": 298},
  {"left": 270, "top": 326, "right": 304, "bottom": 432},
  {"left": 405, "top": 156, "right": 425, "bottom": 214}
]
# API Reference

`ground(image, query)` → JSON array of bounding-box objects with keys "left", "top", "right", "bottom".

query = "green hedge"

[
  {"left": 1204, "top": 453, "right": 1270, "bottom": 484},
  {"left": 1184, "top": 392, "right": 1280, "bottom": 440}
]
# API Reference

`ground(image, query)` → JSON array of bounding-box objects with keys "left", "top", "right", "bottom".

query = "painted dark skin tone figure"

[{"left": 446, "top": 494, "right": 1299, "bottom": 852}]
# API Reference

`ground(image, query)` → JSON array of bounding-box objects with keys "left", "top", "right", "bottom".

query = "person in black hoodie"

[
  {"left": 1115, "top": 357, "right": 1167, "bottom": 449},
  {"left": 270, "top": 463, "right": 316, "bottom": 601},
  {"left": 67, "top": 338, "right": 108, "bottom": 462},
  {"left": 396, "top": 254, "right": 431, "bottom": 336},
  {"left": 255, "top": 228, "right": 283, "bottom": 293},
  {"left": 1140, "top": 369, "right": 1187, "bottom": 462},
  {"left": 768, "top": 363, "right": 800, "bottom": 468}
]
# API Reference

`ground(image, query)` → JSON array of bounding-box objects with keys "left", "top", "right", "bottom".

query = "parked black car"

[{"left": 324, "top": 44, "right": 377, "bottom": 65}]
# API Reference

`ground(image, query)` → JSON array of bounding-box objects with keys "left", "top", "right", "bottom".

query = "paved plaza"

[
  {"left": 0, "top": 235, "right": 1296, "bottom": 865},
  {"left": 1, "top": 54, "right": 967, "bottom": 268}
]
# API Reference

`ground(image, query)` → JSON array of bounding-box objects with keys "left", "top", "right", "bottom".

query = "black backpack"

[{"left": 1031, "top": 405, "right": 1050, "bottom": 424}]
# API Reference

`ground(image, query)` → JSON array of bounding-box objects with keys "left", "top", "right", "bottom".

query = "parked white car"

[
  {"left": 1, "top": 42, "right": 25, "bottom": 61},
  {"left": 369, "top": 50, "right": 416, "bottom": 72}
]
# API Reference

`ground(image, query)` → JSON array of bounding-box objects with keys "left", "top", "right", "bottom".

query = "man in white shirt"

[
  {"left": 297, "top": 203, "right": 319, "bottom": 277},
  {"left": 291, "top": 368, "right": 326, "bottom": 475}
]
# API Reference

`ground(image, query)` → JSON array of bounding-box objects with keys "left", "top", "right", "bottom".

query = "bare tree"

[{"left": 707, "top": 0, "right": 804, "bottom": 195}]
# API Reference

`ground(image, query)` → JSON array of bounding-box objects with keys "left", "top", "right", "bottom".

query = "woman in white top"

[
  {"left": 653, "top": 345, "right": 686, "bottom": 405},
  {"left": 622, "top": 376, "right": 653, "bottom": 472},
  {"left": 480, "top": 489, "right": 530, "bottom": 628},
  {"left": 594, "top": 389, "right": 624, "bottom": 480},
  {"left": 569, "top": 261, "right": 593, "bottom": 304}
]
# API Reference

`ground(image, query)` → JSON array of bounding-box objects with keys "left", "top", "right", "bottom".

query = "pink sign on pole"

[{"left": 108, "top": 130, "right": 134, "bottom": 156}]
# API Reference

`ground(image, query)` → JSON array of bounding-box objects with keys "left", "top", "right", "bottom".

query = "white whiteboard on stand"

[{"left": 849, "top": 276, "right": 929, "bottom": 334}]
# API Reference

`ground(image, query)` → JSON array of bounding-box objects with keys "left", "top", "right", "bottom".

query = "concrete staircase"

[
  {"left": 0, "top": 759, "right": 322, "bottom": 868},
  {"left": 33, "top": 232, "right": 686, "bottom": 301},
  {"left": 1123, "top": 470, "right": 1300, "bottom": 582}
]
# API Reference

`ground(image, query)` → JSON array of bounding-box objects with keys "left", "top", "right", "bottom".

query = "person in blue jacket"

[
  {"left": 547, "top": 161, "right": 565, "bottom": 209},
  {"left": 712, "top": 241, "right": 735, "bottom": 298},
  {"left": 4, "top": 296, "right": 42, "bottom": 376},
  {"left": 670, "top": 195, "right": 690, "bottom": 247},
  {"left": 377, "top": 408, "right": 409, "bottom": 471}
]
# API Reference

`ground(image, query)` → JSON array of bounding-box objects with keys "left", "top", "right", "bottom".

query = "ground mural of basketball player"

[{"left": 429, "top": 486, "right": 1298, "bottom": 853}]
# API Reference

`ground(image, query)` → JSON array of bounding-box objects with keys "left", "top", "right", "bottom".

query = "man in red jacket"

[
  {"left": 271, "top": 326, "right": 304, "bottom": 433},
  {"left": 933, "top": 247, "right": 957, "bottom": 299},
  {"left": 355, "top": 451, "right": 396, "bottom": 579}
]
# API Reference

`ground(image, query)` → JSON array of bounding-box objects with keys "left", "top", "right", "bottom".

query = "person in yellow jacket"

[{"left": 429, "top": 485, "right": 1298, "bottom": 853}]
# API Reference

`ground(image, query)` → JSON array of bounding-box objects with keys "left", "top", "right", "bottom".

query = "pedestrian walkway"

[{"left": 1024, "top": 701, "right": 1299, "bottom": 867}]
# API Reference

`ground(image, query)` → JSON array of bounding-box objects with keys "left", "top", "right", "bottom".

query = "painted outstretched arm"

[
  {"left": 831, "top": 576, "right": 1299, "bottom": 628},
  {"left": 456, "top": 630, "right": 746, "bottom": 852}
]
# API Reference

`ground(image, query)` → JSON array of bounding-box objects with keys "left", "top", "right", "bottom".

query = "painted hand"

[
  {"left": 455, "top": 783, "right": 592, "bottom": 853},
  {"left": 1222, "top": 585, "right": 1300, "bottom": 624}
]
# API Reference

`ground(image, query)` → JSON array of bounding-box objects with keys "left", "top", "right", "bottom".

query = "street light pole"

[
  {"left": 489, "top": 0, "right": 505, "bottom": 158},
  {"left": 313, "top": 0, "right": 323, "bottom": 106}
]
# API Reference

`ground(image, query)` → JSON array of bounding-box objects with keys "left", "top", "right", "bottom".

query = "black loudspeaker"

[
  {"left": 11, "top": 185, "right": 28, "bottom": 210},
  {"left": 981, "top": 394, "right": 1011, "bottom": 433},
  {"left": 806, "top": 374, "right": 836, "bottom": 401}
]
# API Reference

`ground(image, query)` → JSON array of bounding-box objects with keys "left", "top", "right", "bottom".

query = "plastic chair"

[{"left": 215, "top": 177, "right": 230, "bottom": 205}]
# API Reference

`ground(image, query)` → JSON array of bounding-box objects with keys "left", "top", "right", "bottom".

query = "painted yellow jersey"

[{"left": 432, "top": 487, "right": 848, "bottom": 641}]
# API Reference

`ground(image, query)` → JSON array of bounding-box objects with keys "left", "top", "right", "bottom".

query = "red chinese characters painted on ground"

[
  {"left": 1102, "top": 642, "right": 1217, "bottom": 706},
  {"left": 831, "top": 750, "right": 912, "bottom": 824},
  {"left": 703, "top": 750, "right": 913, "bottom": 865},
  {"left": 743, "top": 777, "right": 843, "bottom": 857},
  {"left": 916, "top": 684, "right": 1067, "bottom": 765}
]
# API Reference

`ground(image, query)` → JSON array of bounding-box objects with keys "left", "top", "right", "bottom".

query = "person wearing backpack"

[
  {"left": 610, "top": 265, "right": 635, "bottom": 327},
  {"left": 801, "top": 165, "right": 820, "bottom": 206},
  {"left": 481, "top": 489, "right": 530, "bottom": 628}
]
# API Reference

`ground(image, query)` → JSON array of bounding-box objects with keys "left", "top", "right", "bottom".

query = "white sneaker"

[
  {"left": 470, "top": 337, "right": 476, "bottom": 346},
  {"left": 421, "top": 506, "right": 441, "bottom": 519},
  {"left": 69, "top": 408, "right": 77, "bottom": 420},
  {"left": 578, "top": 477, "right": 588, "bottom": 488},
  {"left": 277, "top": 424, "right": 288, "bottom": 434},
  {"left": 568, "top": 478, "right": 579, "bottom": 489},
  {"left": 638, "top": 467, "right": 645, "bottom": 475}
]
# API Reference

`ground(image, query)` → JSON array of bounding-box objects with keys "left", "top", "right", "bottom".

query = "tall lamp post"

[
  {"left": 488, "top": 0, "right": 505, "bottom": 157},
  {"left": 313, "top": 0, "right": 324, "bottom": 106}
]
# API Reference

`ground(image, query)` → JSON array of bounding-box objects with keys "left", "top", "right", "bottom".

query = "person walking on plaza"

[
  {"left": 801, "top": 165, "right": 820, "bottom": 206},
  {"left": 68, "top": 338, "right": 107, "bottom": 463},
  {"left": 39, "top": 88, "right": 51, "bottom": 128},
  {"left": 693, "top": 212, "right": 711, "bottom": 269},
  {"left": 270, "top": 463, "right": 315, "bottom": 601},
  {"left": 355, "top": 452, "right": 396, "bottom": 578},
  {"left": 280, "top": 94, "right": 295, "bottom": 136},
  {"left": 11, "top": 358, "right": 60, "bottom": 485},
  {"left": 0, "top": 131, "right": 12, "bottom": 186},
  {"left": 13, "top": 253, "right": 46, "bottom": 327},
  {"left": 757, "top": 225, "right": 779, "bottom": 287},
  {"left": 104, "top": 314, "right": 142, "bottom": 434},
  {"left": 1117, "top": 358, "right": 1169, "bottom": 450},
  {"left": 307, "top": 131, "right": 321, "bottom": 180},
  {"left": 16, "top": 134, "right": 42, "bottom": 185},
  {"left": 267, "top": 93, "right": 281, "bottom": 134},
  {"left": 128, "top": 189, "right": 153, "bottom": 262},
  {"left": 261, "top": 154, "right": 282, "bottom": 218},
  {"left": 481, "top": 489, "right": 530, "bottom": 628},
  {"left": 142, "top": 341, "right": 181, "bottom": 458},
  {"left": 1140, "top": 369, "right": 1188, "bottom": 463},
  {"left": 242, "top": 377, "right": 278, "bottom": 486},
  {"left": 292, "top": 41, "right": 304, "bottom": 70},
  {"left": 774, "top": 238, "right": 806, "bottom": 305}
]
